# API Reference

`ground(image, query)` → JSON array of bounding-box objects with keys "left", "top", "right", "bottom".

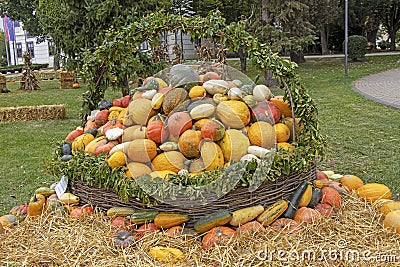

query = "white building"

[{"left": 5, "top": 21, "right": 54, "bottom": 67}]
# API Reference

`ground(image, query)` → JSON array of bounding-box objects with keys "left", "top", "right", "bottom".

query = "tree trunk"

[
  {"left": 366, "top": 29, "right": 378, "bottom": 50},
  {"left": 238, "top": 49, "right": 247, "bottom": 73},
  {"left": 320, "top": 25, "right": 329, "bottom": 55},
  {"left": 264, "top": 70, "right": 280, "bottom": 88},
  {"left": 290, "top": 50, "right": 306, "bottom": 64},
  {"left": 389, "top": 29, "right": 396, "bottom": 51}
]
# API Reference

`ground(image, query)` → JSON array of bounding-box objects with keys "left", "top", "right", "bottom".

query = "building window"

[
  {"left": 48, "top": 41, "right": 56, "bottom": 57},
  {"left": 16, "top": 43, "right": 23, "bottom": 58},
  {"left": 27, "top": 41, "right": 35, "bottom": 58}
]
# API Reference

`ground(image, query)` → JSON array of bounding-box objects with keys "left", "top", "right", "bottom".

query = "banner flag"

[{"left": 3, "top": 15, "right": 15, "bottom": 42}]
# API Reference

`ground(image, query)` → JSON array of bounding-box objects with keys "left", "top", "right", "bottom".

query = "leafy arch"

[{"left": 82, "top": 10, "right": 326, "bottom": 178}]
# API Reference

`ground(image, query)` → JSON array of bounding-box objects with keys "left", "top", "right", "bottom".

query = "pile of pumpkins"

[
  {"left": 1, "top": 170, "right": 399, "bottom": 264},
  {"left": 62, "top": 64, "right": 298, "bottom": 179}
]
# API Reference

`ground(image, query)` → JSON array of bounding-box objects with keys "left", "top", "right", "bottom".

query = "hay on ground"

[{"left": 0, "top": 194, "right": 399, "bottom": 267}]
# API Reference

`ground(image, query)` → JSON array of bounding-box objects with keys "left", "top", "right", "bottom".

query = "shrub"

[
  {"left": 378, "top": 40, "right": 390, "bottom": 50},
  {"left": 344, "top": 35, "right": 368, "bottom": 61}
]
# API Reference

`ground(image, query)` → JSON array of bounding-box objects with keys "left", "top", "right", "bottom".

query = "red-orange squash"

[
  {"left": 236, "top": 221, "right": 267, "bottom": 235},
  {"left": 202, "top": 226, "right": 236, "bottom": 249},
  {"left": 315, "top": 203, "right": 334, "bottom": 217},
  {"left": 270, "top": 218, "right": 302, "bottom": 234},
  {"left": 269, "top": 96, "right": 292, "bottom": 118},
  {"left": 95, "top": 109, "right": 109, "bottom": 128},
  {"left": 166, "top": 112, "right": 192, "bottom": 136},
  {"left": 94, "top": 140, "right": 118, "bottom": 156},
  {"left": 147, "top": 120, "right": 169, "bottom": 144},
  {"left": 321, "top": 187, "right": 342, "bottom": 209},
  {"left": 65, "top": 127, "right": 84, "bottom": 142},
  {"left": 201, "top": 120, "right": 225, "bottom": 141},
  {"left": 202, "top": 71, "right": 221, "bottom": 82},
  {"left": 293, "top": 207, "right": 320, "bottom": 224}
]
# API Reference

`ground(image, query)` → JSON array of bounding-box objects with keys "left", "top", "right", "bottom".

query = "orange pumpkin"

[
  {"left": 339, "top": 175, "right": 364, "bottom": 191},
  {"left": 72, "top": 83, "right": 80, "bottom": 89},
  {"left": 236, "top": 221, "right": 266, "bottom": 235},
  {"left": 321, "top": 187, "right": 342, "bottom": 209},
  {"left": 95, "top": 109, "right": 110, "bottom": 128},
  {"left": 247, "top": 121, "right": 276, "bottom": 149},
  {"left": 201, "top": 120, "right": 225, "bottom": 141},
  {"left": 94, "top": 140, "right": 118, "bottom": 156},
  {"left": 165, "top": 226, "right": 184, "bottom": 237},
  {"left": 101, "top": 119, "right": 124, "bottom": 135},
  {"left": 65, "top": 127, "right": 84, "bottom": 142},
  {"left": 83, "top": 120, "right": 96, "bottom": 132},
  {"left": 166, "top": 112, "right": 192, "bottom": 136},
  {"left": 202, "top": 226, "right": 236, "bottom": 249},
  {"left": 178, "top": 129, "right": 202, "bottom": 158},
  {"left": 147, "top": 120, "right": 169, "bottom": 144},
  {"left": 293, "top": 207, "right": 320, "bottom": 224},
  {"left": 203, "top": 71, "right": 221, "bottom": 82},
  {"left": 270, "top": 218, "right": 302, "bottom": 234},
  {"left": 315, "top": 203, "right": 334, "bottom": 217}
]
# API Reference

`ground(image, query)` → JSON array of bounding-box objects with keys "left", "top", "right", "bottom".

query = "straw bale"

[
  {"left": 60, "top": 71, "right": 76, "bottom": 88},
  {"left": 0, "top": 74, "right": 7, "bottom": 83},
  {"left": 0, "top": 194, "right": 399, "bottom": 266},
  {"left": 0, "top": 104, "right": 66, "bottom": 123}
]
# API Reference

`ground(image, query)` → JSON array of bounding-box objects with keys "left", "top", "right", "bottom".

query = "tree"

[
  {"left": 255, "top": 0, "right": 315, "bottom": 63},
  {"left": 377, "top": 0, "right": 400, "bottom": 51},
  {"left": 0, "top": 0, "right": 43, "bottom": 36},
  {"left": 308, "top": 0, "right": 340, "bottom": 54},
  {"left": 2, "top": 0, "right": 165, "bottom": 70},
  {"left": 0, "top": 31, "right": 7, "bottom": 66}
]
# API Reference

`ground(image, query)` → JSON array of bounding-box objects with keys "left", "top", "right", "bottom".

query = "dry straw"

[
  {"left": 0, "top": 105, "right": 66, "bottom": 123},
  {"left": 0, "top": 194, "right": 399, "bottom": 267}
]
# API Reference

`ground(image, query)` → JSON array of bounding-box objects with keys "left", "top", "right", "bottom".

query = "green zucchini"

[
  {"left": 194, "top": 210, "right": 232, "bottom": 233},
  {"left": 127, "top": 210, "right": 158, "bottom": 224},
  {"left": 307, "top": 187, "right": 323, "bottom": 208},
  {"left": 281, "top": 181, "right": 310, "bottom": 219}
]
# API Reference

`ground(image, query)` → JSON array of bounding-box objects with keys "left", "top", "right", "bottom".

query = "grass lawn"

[{"left": 0, "top": 55, "right": 399, "bottom": 215}]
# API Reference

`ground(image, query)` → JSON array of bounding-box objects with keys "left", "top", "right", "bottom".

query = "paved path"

[{"left": 353, "top": 68, "right": 400, "bottom": 109}]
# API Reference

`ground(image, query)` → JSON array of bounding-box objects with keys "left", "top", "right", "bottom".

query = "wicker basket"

[{"left": 69, "top": 163, "right": 316, "bottom": 225}]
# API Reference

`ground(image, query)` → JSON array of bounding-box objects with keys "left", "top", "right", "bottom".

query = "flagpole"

[{"left": 12, "top": 20, "right": 17, "bottom": 65}]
